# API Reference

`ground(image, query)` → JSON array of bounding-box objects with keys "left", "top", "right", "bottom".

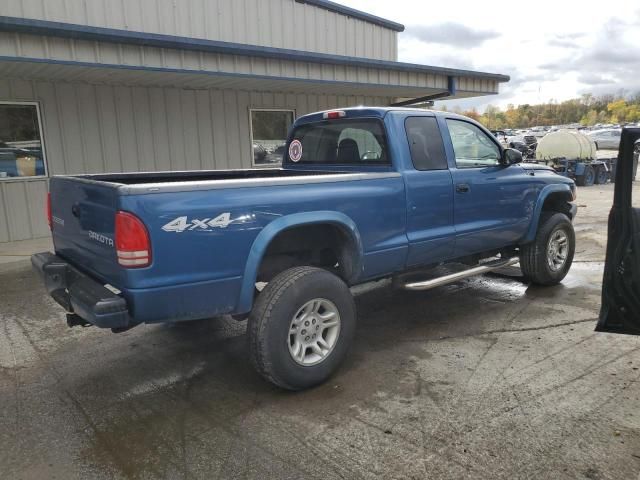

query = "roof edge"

[
  {"left": 0, "top": 16, "right": 509, "bottom": 82},
  {"left": 294, "top": 0, "right": 405, "bottom": 32}
]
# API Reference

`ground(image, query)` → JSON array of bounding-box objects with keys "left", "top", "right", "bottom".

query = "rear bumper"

[{"left": 31, "top": 252, "right": 130, "bottom": 329}]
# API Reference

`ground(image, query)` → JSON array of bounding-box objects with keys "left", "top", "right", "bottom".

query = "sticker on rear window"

[{"left": 289, "top": 140, "right": 302, "bottom": 162}]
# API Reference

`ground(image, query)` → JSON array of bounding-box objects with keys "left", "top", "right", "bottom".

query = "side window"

[
  {"left": 405, "top": 117, "right": 448, "bottom": 170},
  {"left": 446, "top": 119, "right": 501, "bottom": 169}
]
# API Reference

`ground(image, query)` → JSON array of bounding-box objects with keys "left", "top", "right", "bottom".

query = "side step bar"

[{"left": 403, "top": 257, "right": 520, "bottom": 291}]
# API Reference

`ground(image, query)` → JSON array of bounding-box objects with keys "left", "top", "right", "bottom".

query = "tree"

[
  {"left": 607, "top": 99, "right": 627, "bottom": 123},
  {"left": 462, "top": 108, "right": 481, "bottom": 122},
  {"left": 580, "top": 110, "right": 598, "bottom": 126},
  {"left": 469, "top": 91, "right": 640, "bottom": 129}
]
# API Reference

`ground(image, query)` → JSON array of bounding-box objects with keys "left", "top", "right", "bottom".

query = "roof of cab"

[{"left": 294, "top": 106, "right": 464, "bottom": 125}]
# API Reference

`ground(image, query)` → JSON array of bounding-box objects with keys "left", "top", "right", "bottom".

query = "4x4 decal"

[{"left": 162, "top": 213, "right": 232, "bottom": 232}]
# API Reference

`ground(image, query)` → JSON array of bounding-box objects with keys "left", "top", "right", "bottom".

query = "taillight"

[
  {"left": 46, "top": 192, "right": 52, "bottom": 229},
  {"left": 115, "top": 211, "right": 151, "bottom": 268},
  {"left": 322, "top": 110, "right": 346, "bottom": 119}
]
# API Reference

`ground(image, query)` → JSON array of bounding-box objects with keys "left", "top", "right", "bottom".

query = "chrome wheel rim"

[
  {"left": 547, "top": 229, "right": 569, "bottom": 272},
  {"left": 288, "top": 298, "right": 341, "bottom": 366}
]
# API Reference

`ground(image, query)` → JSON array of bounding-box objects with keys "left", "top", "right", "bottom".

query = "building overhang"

[
  {"left": 0, "top": 56, "right": 494, "bottom": 101},
  {"left": 0, "top": 16, "right": 509, "bottom": 101}
]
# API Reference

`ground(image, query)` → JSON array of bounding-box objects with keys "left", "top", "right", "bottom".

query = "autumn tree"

[{"left": 468, "top": 92, "right": 640, "bottom": 129}]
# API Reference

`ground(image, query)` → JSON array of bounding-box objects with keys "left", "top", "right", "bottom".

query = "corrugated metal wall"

[
  {"left": 0, "top": 77, "right": 391, "bottom": 242},
  {"left": 457, "top": 77, "right": 499, "bottom": 96},
  {"left": 0, "top": 178, "right": 49, "bottom": 242},
  {"left": 0, "top": 0, "right": 398, "bottom": 61},
  {"left": 0, "top": 31, "right": 449, "bottom": 96}
]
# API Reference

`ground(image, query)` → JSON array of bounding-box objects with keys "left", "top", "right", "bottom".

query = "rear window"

[{"left": 286, "top": 118, "right": 389, "bottom": 165}]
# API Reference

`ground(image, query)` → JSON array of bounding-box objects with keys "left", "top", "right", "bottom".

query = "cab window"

[
  {"left": 405, "top": 117, "right": 448, "bottom": 170},
  {"left": 447, "top": 119, "right": 501, "bottom": 168}
]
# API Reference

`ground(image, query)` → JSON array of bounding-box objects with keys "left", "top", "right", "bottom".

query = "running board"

[{"left": 403, "top": 257, "right": 520, "bottom": 291}]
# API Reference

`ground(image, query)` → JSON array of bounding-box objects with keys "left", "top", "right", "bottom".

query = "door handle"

[{"left": 456, "top": 183, "right": 470, "bottom": 193}]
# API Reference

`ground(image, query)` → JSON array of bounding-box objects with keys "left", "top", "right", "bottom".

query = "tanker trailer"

[{"left": 533, "top": 130, "right": 614, "bottom": 186}]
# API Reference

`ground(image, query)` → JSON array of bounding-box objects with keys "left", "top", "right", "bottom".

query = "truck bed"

[{"left": 48, "top": 167, "right": 404, "bottom": 323}]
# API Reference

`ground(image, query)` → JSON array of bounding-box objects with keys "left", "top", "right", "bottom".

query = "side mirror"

[{"left": 503, "top": 148, "right": 523, "bottom": 165}]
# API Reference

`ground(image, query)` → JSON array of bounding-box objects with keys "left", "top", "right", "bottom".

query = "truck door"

[
  {"left": 444, "top": 118, "right": 529, "bottom": 256},
  {"left": 404, "top": 116, "right": 455, "bottom": 267},
  {"left": 597, "top": 128, "right": 640, "bottom": 335}
]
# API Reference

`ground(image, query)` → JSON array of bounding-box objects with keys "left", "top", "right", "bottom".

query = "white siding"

[
  {"left": 457, "top": 77, "right": 499, "bottom": 95},
  {"left": 0, "top": 32, "right": 454, "bottom": 97},
  {"left": 0, "top": 77, "right": 391, "bottom": 241},
  {"left": 0, "top": 0, "right": 399, "bottom": 61},
  {"left": 0, "top": 179, "right": 49, "bottom": 242}
]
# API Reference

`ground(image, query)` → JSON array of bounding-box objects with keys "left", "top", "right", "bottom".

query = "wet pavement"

[{"left": 1, "top": 184, "right": 640, "bottom": 479}]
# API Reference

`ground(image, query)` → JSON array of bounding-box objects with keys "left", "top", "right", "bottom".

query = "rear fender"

[
  {"left": 523, "top": 184, "right": 574, "bottom": 243},
  {"left": 236, "top": 211, "right": 363, "bottom": 313}
]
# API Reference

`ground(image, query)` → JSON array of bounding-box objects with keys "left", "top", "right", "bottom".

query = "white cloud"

[
  {"left": 338, "top": 0, "right": 640, "bottom": 111},
  {"left": 405, "top": 22, "right": 499, "bottom": 48}
]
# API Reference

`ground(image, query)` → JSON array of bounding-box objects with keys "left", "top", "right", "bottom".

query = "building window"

[
  {"left": 250, "top": 109, "right": 295, "bottom": 166},
  {"left": 0, "top": 102, "right": 47, "bottom": 179}
]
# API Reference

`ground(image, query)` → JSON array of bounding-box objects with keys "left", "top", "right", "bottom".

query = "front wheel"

[
  {"left": 247, "top": 266, "right": 356, "bottom": 390},
  {"left": 520, "top": 212, "right": 575, "bottom": 286}
]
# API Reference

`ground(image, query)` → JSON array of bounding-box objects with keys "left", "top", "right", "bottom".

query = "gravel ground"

[{"left": 1, "top": 183, "right": 639, "bottom": 480}]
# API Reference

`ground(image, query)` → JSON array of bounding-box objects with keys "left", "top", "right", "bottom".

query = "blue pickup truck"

[{"left": 33, "top": 107, "right": 577, "bottom": 390}]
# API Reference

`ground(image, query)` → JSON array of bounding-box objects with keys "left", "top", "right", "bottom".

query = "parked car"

[
  {"left": 508, "top": 140, "right": 528, "bottom": 156},
  {"left": 33, "top": 107, "right": 578, "bottom": 390},
  {"left": 587, "top": 129, "right": 622, "bottom": 150},
  {"left": 263, "top": 144, "right": 286, "bottom": 164},
  {"left": 597, "top": 128, "right": 640, "bottom": 334},
  {"left": 491, "top": 130, "right": 509, "bottom": 148},
  {"left": 521, "top": 134, "right": 538, "bottom": 159}
]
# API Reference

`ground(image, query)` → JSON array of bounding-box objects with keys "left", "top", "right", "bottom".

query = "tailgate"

[{"left": 50, "top": 176, "right": 123, "bottom": 286}]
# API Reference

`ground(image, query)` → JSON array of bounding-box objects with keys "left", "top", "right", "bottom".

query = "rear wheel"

[
  {"left": 594, "top": 165, "right": 609, "bottom": 185},
  {"left": 575, "top": 165, "right": 595, "bottom": 186},
  {"left": 520, "top": 212, "right": 575, "bottom": 286},
  {"left": 247, "top": 266, "right": 356, "bottom": 390}
]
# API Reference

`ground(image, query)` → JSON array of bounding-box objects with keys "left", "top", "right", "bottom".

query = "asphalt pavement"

[{"left": 1, "top": 183, "right": 639, "bottom": 479}]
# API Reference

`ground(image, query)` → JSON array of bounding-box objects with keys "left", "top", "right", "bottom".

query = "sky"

[{"left": 339, "top": 0, "right": 640, "bottom": 112}]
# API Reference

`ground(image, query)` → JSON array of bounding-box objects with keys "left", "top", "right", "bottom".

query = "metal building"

[{"left": 0, "top": 0, "right": 508, "bottom": 242}]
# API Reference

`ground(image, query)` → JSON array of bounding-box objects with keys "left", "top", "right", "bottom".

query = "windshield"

[{"left": 286, "top": 118, "right": 389, "bottom": 165}]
